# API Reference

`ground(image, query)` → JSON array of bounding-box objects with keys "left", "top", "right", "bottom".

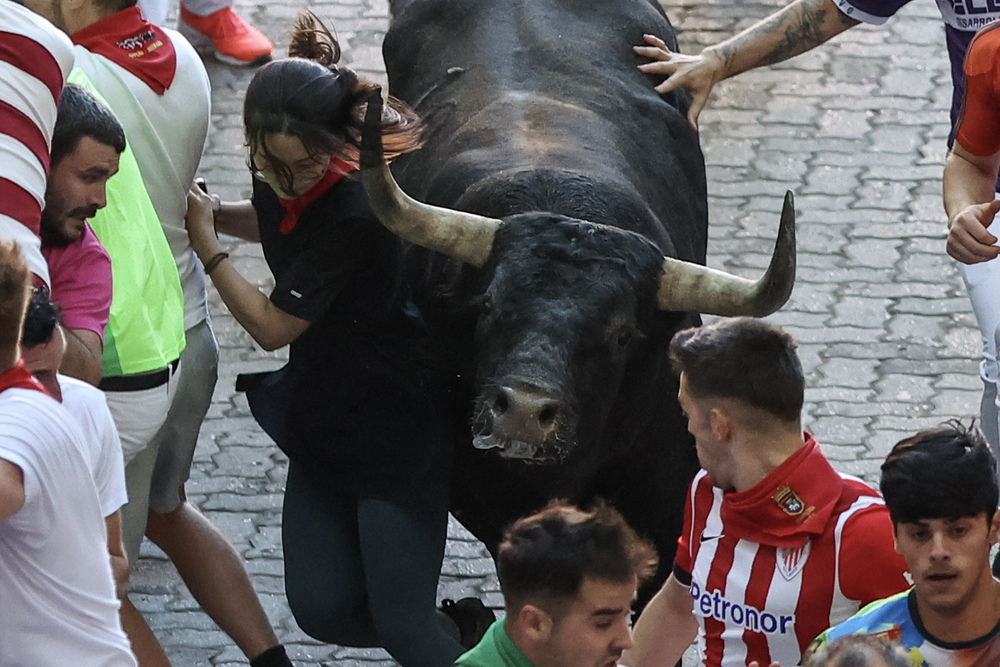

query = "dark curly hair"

[{"left": 21, "top": 286, "right": 61, "bottom": 349}]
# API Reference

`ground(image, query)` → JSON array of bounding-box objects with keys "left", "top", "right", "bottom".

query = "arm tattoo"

[{"left": 718, "top": 0, "right": 861, "bottom": 70}]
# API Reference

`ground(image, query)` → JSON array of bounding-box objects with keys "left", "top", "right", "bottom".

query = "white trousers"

[
  {"left": 137, "top": 0, "right": 231, "bottom": 26},
  {"left": 105, "top": 361, "right": 181, "bottom": 464},
  {"left": 959, "top": 256, "right": 1000, "bottom": 461}
]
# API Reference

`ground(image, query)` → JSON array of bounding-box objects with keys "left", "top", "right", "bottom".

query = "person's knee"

[
  {"left": 370, "top": 610, "right": 435, "bottom": 656},
  {"left": 143, "top": 498, "right": 188, "bottom": 543},
  {"left": 286, "top": 582, "right": 370, "bottom": 645}
]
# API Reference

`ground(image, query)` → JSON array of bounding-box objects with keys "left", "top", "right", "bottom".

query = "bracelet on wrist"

[{"left": 203, "top": 251, "right": 230, "bottom": 275}]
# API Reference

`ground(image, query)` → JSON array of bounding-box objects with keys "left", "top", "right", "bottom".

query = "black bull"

[{"left": 359, "top": 0, "right": 797, "bottom": 606}]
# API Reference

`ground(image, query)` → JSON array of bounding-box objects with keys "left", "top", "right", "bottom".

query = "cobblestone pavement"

[{"left": 133, "top": 0, "right": 976, "bottom": 664}]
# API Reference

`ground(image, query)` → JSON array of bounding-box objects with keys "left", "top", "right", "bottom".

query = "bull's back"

[{"left": 384, "top": 0, "right": 707, "bottom": 264}]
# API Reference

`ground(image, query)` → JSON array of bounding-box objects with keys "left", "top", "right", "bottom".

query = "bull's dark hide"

[{"left": 382, "top": 0, "right": 707, "bottom": 607}]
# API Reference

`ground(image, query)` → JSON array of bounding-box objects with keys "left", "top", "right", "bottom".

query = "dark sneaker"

[{"left": 440, "top": 597, "right": 496, "bottom": 649}]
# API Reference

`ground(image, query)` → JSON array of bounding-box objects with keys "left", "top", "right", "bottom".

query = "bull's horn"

[
  {"left": 656, "top": 191, "right": 796, "bottom": 316},
  {"left": 359, "top": 89, "right": 501, "bottom": 268}
]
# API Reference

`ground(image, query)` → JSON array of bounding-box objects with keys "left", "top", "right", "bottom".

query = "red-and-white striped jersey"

[
  {"left": 675, "top": 463, "right": 909, "bottom": 666},
  {"left": 0, "top": 3, "right": 74, "bottom": 285}
]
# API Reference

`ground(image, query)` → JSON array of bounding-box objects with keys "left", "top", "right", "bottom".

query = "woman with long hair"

[{"left": 184, "top": 12, "right": 490, "bottom": 666}]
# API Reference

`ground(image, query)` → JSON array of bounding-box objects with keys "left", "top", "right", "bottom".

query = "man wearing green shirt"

[{"left": 456, "top": 500, "right": 655, "bottom": 667}]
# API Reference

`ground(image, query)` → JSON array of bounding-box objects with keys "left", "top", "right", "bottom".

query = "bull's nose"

[{"left": 491, "top": 385, "right": 561, "bottom": 444}]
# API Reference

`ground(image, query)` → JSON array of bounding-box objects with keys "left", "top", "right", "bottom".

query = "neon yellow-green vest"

[{"left": 67, "top": 68, "right": 185, "bottom": 376}]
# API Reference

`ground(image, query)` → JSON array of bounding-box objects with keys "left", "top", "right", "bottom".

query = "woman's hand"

[
  {"left": 185, "top": 183, "right": 224, "bottom": 261},
  {"left": 634, "top": 33, "right": 725, "bottom": 131},
  {"left": 947, "top": 200, "right": 1000, "bottom": 265}
]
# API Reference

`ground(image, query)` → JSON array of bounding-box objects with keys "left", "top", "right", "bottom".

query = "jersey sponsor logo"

[
  {"left": 689, "top": 580, "right": 795, "bottom": 635},
  {"left": 955, "top": 14, "right": 999, "bottom": 28},
  {"left": 938, "top": 1, "right": 1000, "bottom": 30},
  {"left": 776, "top": 540, "right": 811, "bottom": 581},
  {"left": 116, "top": 30, "right": 157, "bottom": 51},
  {"left": 950, "top": 0, "right": 1000, "bottom": 17}
]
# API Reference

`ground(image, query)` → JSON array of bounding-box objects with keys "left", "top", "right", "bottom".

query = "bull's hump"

[{"left": 462, "top": 91, "right": 616, "bottom": 167}]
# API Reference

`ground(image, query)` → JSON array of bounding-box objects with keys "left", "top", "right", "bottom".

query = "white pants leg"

[
  {"left": 959, "top": 257, "right": 1000, "bottom": 465},
  {"left": 104, "top": 362, "right": 181, "bottom": 562},
  {"left": 180, "top": 0, "right": 232, "bottom": 18}
]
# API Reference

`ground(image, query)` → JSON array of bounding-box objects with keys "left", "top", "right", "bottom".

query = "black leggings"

[{"left": 282, "top": 462, "right": 464, "bottom": 667}]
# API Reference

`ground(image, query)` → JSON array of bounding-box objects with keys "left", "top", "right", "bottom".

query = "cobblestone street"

[{"left": 132, "top": 0, "right": 978, "bottom": 664}]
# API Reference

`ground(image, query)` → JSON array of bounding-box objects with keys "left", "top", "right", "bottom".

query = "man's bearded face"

[{"left": 41, "top": 136, "right": 119, "bottom": 248}]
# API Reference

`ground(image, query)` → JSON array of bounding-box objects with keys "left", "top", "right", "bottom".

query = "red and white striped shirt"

[
  {"left": 675, "top": 436, "right": 909, "bottom": 667},
  {"left": 0, "top": 3, "right": 74, "bottom": 285}
]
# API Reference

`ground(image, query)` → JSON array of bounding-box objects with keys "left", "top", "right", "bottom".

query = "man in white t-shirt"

[
  {"left": 0, "top": 241, "right": 136, "bottom": 666},
  {"left": 16, "top": 2, "right": 291, "bottom": 664},
  {"left": 20, "top": 286, "right": 130, "bottom": 595}
]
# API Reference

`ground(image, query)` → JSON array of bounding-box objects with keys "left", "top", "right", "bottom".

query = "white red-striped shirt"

[
  {"left": 675, "top": 441, "right": 909, "bottom": 667},
  {"left": 0, "top": 3, "right": 74, "bottom": 285}
]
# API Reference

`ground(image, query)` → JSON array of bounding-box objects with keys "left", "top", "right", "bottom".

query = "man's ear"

[
  {"left": 989, "top": 509, "right": 1000, "bottom": 546},
  {"left": 709, "top": 407, "right": 732, "bottom": 441},
  {"left": 519, "top": 603, "right": 553, "bottom": 643}
]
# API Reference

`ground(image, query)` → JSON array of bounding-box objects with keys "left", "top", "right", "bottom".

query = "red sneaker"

[{"left": 179, "top": 4, "right": 272, "bottom": 67}]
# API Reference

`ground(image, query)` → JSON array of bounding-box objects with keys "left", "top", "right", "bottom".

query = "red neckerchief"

[
  {"left": 71, "top": 6, "right": 177, "bottom": 95},
  {"left": 277, "top": 158, "right": 357, "bottom": 235},
  {"left": 719, "top": 434, "right": 844, "bottom": 548},
  {"left": 0, "top": 360, "right": 50, "bottom": 397}
]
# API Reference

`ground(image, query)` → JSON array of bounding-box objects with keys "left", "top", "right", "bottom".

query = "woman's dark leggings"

[{"left": 282, "top": 462, "right": 464, "bottom": 667}]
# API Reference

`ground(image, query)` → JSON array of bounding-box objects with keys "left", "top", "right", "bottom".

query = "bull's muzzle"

[{"left": 472, "top": 383, "right": 565, "bottom": 462}]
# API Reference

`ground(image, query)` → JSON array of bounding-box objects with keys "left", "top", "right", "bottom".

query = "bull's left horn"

[
  {"left": 359, "top": 89, "right": 501, "bottom": 268},
  {"left": 656, "top": 191, "right": 796, "bottom": 316}
]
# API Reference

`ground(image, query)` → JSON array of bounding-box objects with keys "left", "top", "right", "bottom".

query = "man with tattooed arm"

[{"left": 634, "top": 1, "right": 1000, "bottom": 560}]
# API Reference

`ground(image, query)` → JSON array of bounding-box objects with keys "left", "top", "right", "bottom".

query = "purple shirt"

[{"left": 835, "top": 0, "right": 1000, "bottom": 138}]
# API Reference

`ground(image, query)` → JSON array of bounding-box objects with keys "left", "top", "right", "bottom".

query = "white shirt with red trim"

[
  {"left": 674, "top": 436, "right": 910, "bottom": 667},
  {"left": 0, "top": 384, "right": 136, "bottom": 666},
  {"left": 0, "top": 2, "right": 74, "bottom": 286},
  {"left": 72, "top": 17, "right": 212, "bottom": 330}
]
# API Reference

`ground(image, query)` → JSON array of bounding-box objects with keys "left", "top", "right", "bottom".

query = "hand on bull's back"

[{"left": 633, "top": 33, "right": 724, "bottom": 131}]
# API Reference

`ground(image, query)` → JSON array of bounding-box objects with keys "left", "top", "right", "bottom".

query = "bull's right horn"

[
  {"left": 359, "top": 89, "right": 501, "bottom": 268},
  {"left": 656, "top": 191, "right": 796, "bottom": 317}
]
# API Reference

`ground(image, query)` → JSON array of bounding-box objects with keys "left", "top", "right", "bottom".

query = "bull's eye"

[{"left": 616, "top": 330, "right": 633, "bottom": 348}]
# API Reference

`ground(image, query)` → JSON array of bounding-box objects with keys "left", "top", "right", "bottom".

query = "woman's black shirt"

[{"left": 251, "top": 175, "right": 450, "bottom": 505}]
